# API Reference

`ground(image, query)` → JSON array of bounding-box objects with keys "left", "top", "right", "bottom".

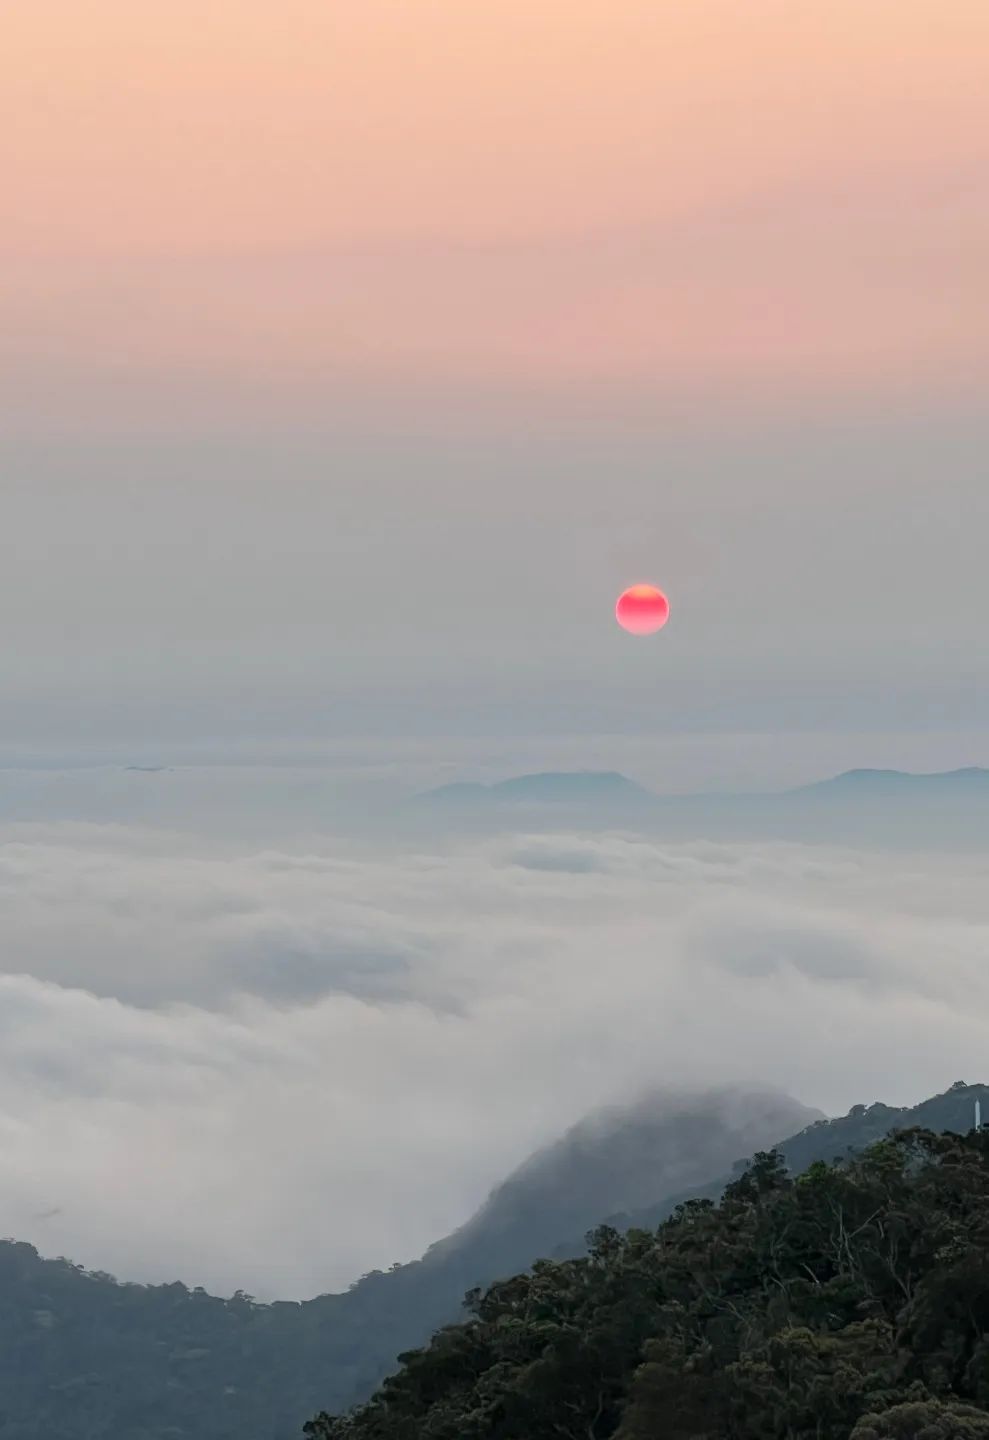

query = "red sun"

[{"left": 615, "top": 584, "right": 670, "bottom": 635}]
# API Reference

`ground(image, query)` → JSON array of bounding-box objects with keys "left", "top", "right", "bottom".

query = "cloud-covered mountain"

[
  {"left": 6, "top": 810, "right": 989, "bottom": 1309},
  {"left": 410, "top": 1085, "right": 819, "bottom": 1315},
  {"left": 556, "top": 1077, "right": 989, "bottom": 1249},
  {"left": 0, "top": 1080, "right": 983, "bottom": 1439},
  {"left": 0, "top": 1084, "right": 813, "bottom": 1439}
]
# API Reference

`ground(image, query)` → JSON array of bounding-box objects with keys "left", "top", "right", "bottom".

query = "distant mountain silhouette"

[
  {"left": 417, "top": 766, "right": 989, "bottom": 810},
  {"left": 793, "top": 766, "right": 989, "bottom": 794},
  {"left": 404, "top": 766, "right": 989, "bottom": 848}
]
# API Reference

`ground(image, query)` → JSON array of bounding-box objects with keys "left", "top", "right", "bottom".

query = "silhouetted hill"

[
  {"left": 415, "top": 770, "right": 654, "bottom": 809},
  {"left": 404, "top": 767, "right": 989, "bottom": 848},
  {"left": 794, "top": 767, "right": 989, "bottom": 796},
  {"left": 416, "top": 766, "right": 989, "bottom": 813},
  {"left": 0, "top": 1082, "right": 985, "bottom": 1438}
]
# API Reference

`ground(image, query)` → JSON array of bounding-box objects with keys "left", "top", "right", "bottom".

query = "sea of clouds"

[{"left": 2, "top": 806, "right": 988, "bottom": 1300}]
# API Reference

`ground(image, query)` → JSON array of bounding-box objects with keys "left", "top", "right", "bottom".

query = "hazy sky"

[{"left": 3, "top": 0, "right": 988, "bottom": 755}]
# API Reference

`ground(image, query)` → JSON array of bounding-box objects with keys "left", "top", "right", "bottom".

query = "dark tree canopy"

[
  {"left": 0, "top": 1084, "right": 986, "bottom": 1439},
  {"left": 305, "top": 1129, "right": 989, "bottom": 1440}
]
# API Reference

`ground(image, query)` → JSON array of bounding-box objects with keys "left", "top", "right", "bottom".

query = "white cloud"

[{"left": 1, "top": 819, "right": 988, "bottom": 1300}]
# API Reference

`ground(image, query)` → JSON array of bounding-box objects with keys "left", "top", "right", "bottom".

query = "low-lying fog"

[{"left": 1, "top": 753, "right": 987, "bottom": 1299}]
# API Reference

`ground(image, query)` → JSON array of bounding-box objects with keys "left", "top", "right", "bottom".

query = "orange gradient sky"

[{"left": 3, "top": 0, "right": 989, "bottom": 424}]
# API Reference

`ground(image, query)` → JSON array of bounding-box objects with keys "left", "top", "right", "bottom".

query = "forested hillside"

[
  {"left": 306, "top": 1126, "right": 989, "bottom": 1440},
  {"left": 0, "top": 1084, "right": 984, "bottom": 1439},
  {"left": 559, "top": 1080, "right": 989, "bottom": 1250},
  {"left": 0, "top": 1088, "right": 813, "bottom": 1439}
]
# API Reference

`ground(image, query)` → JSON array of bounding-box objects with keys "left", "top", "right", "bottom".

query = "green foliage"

[
  {"left": 0, "top": 1083, "right": 986, "bottom": 1437},
  {"left": 309, "top": 1129, "right": 989, "bottom": 1440},
  {"left": 851, "top": 1399, "right": 989, "bottom": 1438},
  {"left": 0, "top": 1242, "right": 324, "bottom": 1438}
]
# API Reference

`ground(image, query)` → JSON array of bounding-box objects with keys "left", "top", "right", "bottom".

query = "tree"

[
  {"left": 303, "top": 1131, "right": 989, "bottom": 1440},
  {"left": 851, "top": 1399, "right": 989, "bottom": 1439}
]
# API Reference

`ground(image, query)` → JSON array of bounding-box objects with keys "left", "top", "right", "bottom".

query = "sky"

[{"left": 2, "top": 0, "right": 989, "bottom": 756}]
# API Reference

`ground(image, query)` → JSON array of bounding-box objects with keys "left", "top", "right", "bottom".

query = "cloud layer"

[{"left": 2, "top": 818, "right": 988, "bottom": 1299}]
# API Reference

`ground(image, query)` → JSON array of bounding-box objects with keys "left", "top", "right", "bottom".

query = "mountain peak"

[
  {"left": 415, "top": 770, "right": 652, "bottom": 806},
  {"left": 797, "top": 766, "right": 989, "bottom": 793}
]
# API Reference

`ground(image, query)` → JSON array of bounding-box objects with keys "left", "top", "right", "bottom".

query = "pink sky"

[{"left": 4, "top": 0, "right": 988, "bottom": 424}]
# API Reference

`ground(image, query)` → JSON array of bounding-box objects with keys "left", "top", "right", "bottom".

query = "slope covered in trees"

[
  {"left": 306, "top": 1125, "right": 989, "bottom": 1440},
  {"left": 0, "top": 1083, "right": 984, "bottom": 1439},
  {"left": 561, "top": 1081, "right": 989, "bottom": 1251},
  {"left": 0, "top": 1088, "right": 815, "bottom": 1439}
]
